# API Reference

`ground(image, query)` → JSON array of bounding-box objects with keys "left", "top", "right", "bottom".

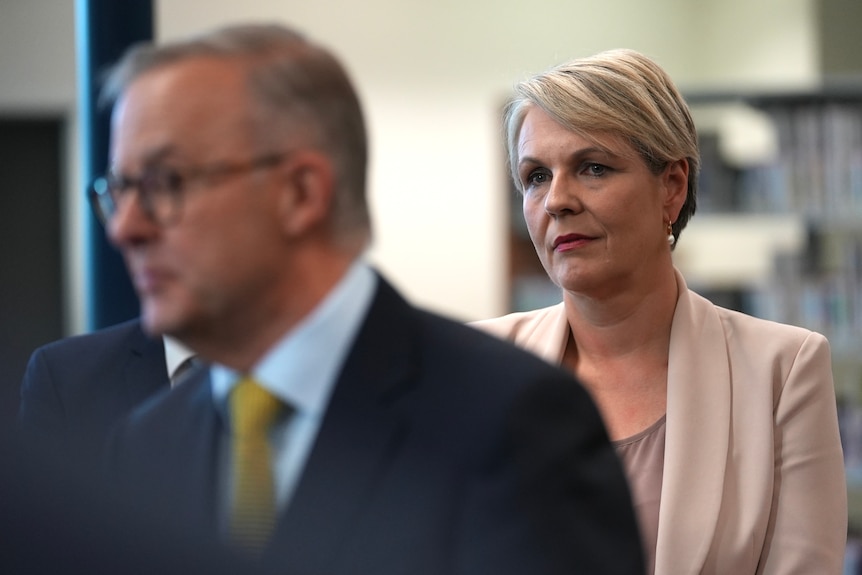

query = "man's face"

[{"left": 107, "top": 57, "right": 289, "bottom": 347}]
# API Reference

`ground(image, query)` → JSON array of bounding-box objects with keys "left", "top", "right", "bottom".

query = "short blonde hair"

[{"left": 504, "top": 49, "right": 699, "bottom": 244}]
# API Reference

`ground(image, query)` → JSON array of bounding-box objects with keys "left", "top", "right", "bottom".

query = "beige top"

[{"left": 614, "top": 415, "right": 666, "bottom": 575}]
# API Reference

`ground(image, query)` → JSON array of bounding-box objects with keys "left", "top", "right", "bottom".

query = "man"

[
  {"left": 97, "top": 23, "right": 643, "bottom": 574},
  {"left": 19, "top": 320, "right": 193, "bottom": 453}
]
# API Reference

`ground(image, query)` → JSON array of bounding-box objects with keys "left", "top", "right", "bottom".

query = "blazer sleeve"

[
  {"left": 761, "top": 331, "right": 847, "bottom": 574},
  {"left": 18, "top": 348, "right": 65, "bottom": 438}
]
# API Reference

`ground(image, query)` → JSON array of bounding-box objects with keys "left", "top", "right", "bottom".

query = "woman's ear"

[
  {"left": 276, "top": 150, "right": 335, "bottom": 237},
  {"left": 662, "top": 158, "right": 689, "bottom": 222}
]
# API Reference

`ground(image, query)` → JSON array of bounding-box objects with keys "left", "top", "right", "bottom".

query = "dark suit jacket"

[
  {"left": 18, "top": 318, "right": 169, "bottom": 453},
  {"left": 9, "top": 323, "right": 255, "bottom": 573},
  {"left": 0, "top": 421, "right": 255, "bottom": 575},
  {"left": 110, "top": 277, "right": 644, "bottom": 575}
]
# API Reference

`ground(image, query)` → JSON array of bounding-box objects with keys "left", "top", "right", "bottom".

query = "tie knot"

[{"left": 230, "top": 377, "right": 283, "bottom": 438}]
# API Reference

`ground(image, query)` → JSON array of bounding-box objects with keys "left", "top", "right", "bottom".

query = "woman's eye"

[
  {"left": 526, "top": 170, "right": 549, "bottom": 186},
  {"left": 584, "top": 163, "right": 607, "bottom": 177}
]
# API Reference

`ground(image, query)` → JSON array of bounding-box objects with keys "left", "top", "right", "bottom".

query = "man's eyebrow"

[{"left": 109, "top": 145, "right": 178, "bottom": 173}]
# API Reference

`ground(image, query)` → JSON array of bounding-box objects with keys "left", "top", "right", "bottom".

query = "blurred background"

[{"left": 2, "top": 0, "right": 862, "bottom": 565}]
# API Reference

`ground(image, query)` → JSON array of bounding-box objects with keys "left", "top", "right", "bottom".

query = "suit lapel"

[
  {"left": 654, "top": 271, "right": 731, "bottom": 574},
  {"left": 172, "top": 369, "right": 224, "bottom": 533},
  {"left": 121, "top": 366, "right": 223, "bottom": 538},
  {"left": 122, "top": 322, "right": 170, "bottom": 406},
  {"left": 265, "top": 277, "right": 418, "bottom": 569}
]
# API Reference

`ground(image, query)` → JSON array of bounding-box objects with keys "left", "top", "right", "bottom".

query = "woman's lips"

[{"left": 553, "top": 233, "right": 593, "bottom": 252}]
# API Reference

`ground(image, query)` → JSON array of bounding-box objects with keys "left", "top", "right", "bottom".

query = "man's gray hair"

[{"left": 103, "top": 23, "right": 371, "bottom": 246}]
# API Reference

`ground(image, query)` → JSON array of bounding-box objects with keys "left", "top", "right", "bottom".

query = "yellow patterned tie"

[{"left": 229, "top": 377, "right": 283, "bottom": 553}]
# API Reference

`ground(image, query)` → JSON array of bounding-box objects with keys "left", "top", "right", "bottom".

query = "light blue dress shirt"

[{"left": 210, "top": 261, "right": 377, "bottom": 523}]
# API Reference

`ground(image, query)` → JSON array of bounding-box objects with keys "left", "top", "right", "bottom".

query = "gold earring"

[{"left": 666, "top": 221, "right": 675, "bottom": 247}]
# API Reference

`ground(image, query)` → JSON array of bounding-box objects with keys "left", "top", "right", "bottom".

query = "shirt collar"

[
  {"left": 163, "top": 335, "right": 196, "bottom": 384},
  {"left": 210, "top": 260, "right": 377, "bottom": 417}
]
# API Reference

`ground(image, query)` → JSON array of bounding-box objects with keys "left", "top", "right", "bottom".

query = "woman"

[{"left": 473, "top": 49, "right": 847, "bottom": 574}]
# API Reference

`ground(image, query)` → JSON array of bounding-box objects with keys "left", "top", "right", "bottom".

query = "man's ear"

[
  {"left": 276, "top": 151, "right": 335, "bottom": 237},
  {"left": 662, "top": 158, "right": 689, "bottom": 222}
]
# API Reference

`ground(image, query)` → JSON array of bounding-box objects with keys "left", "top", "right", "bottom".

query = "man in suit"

[
  {"left": 18, "top": 319, "right": 193, "bottom": 454},
  {"left": 95, "top": 22, "right": 644, "bottom": 574}
]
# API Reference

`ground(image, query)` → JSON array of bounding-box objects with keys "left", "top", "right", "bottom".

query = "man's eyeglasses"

[{"left": 88, "top": 153, "right": 287, "bottom": 227}]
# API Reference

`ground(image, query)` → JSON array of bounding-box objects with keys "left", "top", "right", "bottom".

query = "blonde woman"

[{"left": 474, "top": 49, "right": 847, "bottom": 574}]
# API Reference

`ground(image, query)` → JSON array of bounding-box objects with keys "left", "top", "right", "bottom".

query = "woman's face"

[{"left": 517, "top": 106, "right": 686, "bottom": 299}]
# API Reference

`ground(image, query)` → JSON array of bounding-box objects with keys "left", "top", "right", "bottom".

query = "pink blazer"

[{"left": 472, "top": 269, "right": 847, "bottom": 574}]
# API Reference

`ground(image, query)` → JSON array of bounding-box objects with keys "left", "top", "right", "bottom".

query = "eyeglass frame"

[{"left": 88, "top": 152, "right": 288, "bottom": 228}]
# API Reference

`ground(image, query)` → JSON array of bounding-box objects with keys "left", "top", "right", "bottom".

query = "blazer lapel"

[
  {"left": 266, "top": 277, "right": 418, "bottom": 570},
  {"left": 512, "top": 303, "right": 570, "bottom": 364},
  {"left": 654, "top": 270, "right": 731, "bottom": 574}
]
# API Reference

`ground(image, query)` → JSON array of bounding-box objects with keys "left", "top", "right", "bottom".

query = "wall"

[
  {"left": 819, "top": 0, "right": 862, "bottom": 81},
  {"left": 0, "top": 0, "right": 822, "bottom": 331},
  {"left": 0, "top": 1, "right": 76, "bottom": 108},
  {"left": 686, "top": 0, "right": 818, "bottom": 91},
  {"left": 0, "top": 0, "right": 81, "bottom": 332}
]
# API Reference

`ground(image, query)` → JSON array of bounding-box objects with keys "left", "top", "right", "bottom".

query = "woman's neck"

[{"left": 560, "top": 266, "right": 679, "bottom": 439}]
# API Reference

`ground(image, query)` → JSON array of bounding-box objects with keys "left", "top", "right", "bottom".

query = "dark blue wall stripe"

[{"left": 77, "top": 0, "right": 153, "bottom": 330}]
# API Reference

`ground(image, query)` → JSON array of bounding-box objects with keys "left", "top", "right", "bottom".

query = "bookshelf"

[{"left": 684, "top": 93, "right": 862, "bottom": 376}]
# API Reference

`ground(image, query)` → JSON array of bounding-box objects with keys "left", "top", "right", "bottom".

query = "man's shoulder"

[
  {"left": 369, "top": 275, "right": 569, "bottom": 384},
  {"left": 33, "top": 318, "right": 155, "bottom": 359},
  {"left": 421, "top": 306, "right": 563, "bottom": 370}
]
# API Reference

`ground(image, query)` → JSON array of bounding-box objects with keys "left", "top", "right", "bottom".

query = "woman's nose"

[{"left": 544, "top": 176, "right": 582, "bottom": 217}]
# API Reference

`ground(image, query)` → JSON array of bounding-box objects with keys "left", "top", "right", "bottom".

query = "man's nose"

[{"left": 107, "top": 191, "right": 160, "bottom": 247}]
